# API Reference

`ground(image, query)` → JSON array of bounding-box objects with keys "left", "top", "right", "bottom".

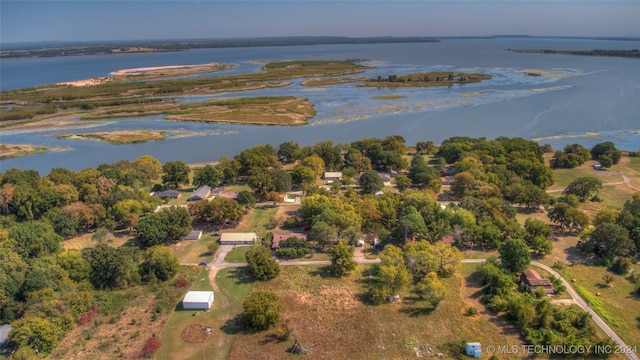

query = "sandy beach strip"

[{"left": 109, "top": 62, "right": 222, "bottom": 76}]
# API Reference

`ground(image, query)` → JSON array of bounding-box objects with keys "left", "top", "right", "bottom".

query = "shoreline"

[{"left": 57, "top": 62, "right": 228, "bottom": 87}]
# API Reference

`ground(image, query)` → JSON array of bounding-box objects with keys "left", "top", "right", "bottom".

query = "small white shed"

[
  {"left": 182, "top": 291, "right": 214, "bottom": 310},
  {"left": 465, "top": 342, "right": 482, "bottom": 358}
]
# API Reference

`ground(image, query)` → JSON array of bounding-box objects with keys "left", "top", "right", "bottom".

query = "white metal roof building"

[
  {"left": 182, "top": 291, "right": 214, "bottom": 310},
  {"left": 219, "top": 232, "right": 258, "bottom": 245}
]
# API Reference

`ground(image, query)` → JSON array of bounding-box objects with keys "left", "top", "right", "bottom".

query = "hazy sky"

[{"left": 1, "top": 1, "right": 639, "bottom": 44}]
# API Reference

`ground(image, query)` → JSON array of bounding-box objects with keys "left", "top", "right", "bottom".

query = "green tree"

[
  {"left": 578, "top": 223, "right": 634, "bottom": 260},
  {"left": 192, "top": 165, "right": 221, "bottom": 188},
  {"left": 277, "top": 141, "right": 300, "bottom": 163},
  {"left": 270, "top": 169, "right": 292, "bottom": 193},
  {"left": 242, "top": 291, "right": 281, "bottom": 331},
  {"left": 415, "top": 272, "right": 445, "bottom": 307},
  {"left": 9, "top": 316, "right": 62, "bottom": 355},
  {"left": 308, "top": 221, "right": 338, "bottom": 247},
  {"left": 57, "top": 250, "right": 92, "bottom": 283},
  {"left": 8, "top": 221, "right": 63, "bottom": 259},
  {"left": 276, "top": 237, "right": 310, "bottom": 259},
  {"left": 563, "top": 176, "right": 603, "bottom": 201},
  {"left": 83, "top": 244, "right": 140, "bottom": 289},
  {"left": 394, "top": 206, "right": 427, "bottom": 244},
  {"left": 359, "top": 170, "right": 384, "bottom": 194},
  {"left": 247, "top": 167, "right": 275, "bottom": 198},
  {"left": 328, "top": 240, "right": 356, "bottom": 277},
  {"left": 161, "top": 161, "right": 190, "bottom": 188},
  {"left": 547, "top": 203, "right": 590, "bottom": 232},
  {"left": 408, "top": 154, "right": 441, "bottom": 192},
  {"left": 499, "top": 238, "right": 531, "bottom": 273},
  {"left": 141, "top": 245, "right": 180, "bottom": 281},
  {"left": 237, "top": 190, "right": 257, "bottom": 214},
  {"left": 291, "top": 165, "right": 316, "bottom": 186},
  {"left": 246, "top": 246, "right": 280, "bottom": 280},
  {"left": 590, "top": 142, "right": 622, "bottom": 166},
  {"left": 394, "top": 174, "right": 411, "bottom": 192},
  {"left": 378, "top": 245, "right": 411, "bottom": 296}
]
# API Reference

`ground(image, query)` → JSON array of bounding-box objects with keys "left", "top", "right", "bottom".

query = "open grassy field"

[
  {"left": 554, "top": 263, "right": 640, "bottom": 347},
  {"left": 301, "top": 77, "right": 366, "bottom": 86},
  {"left": 225, "top": 264, "right": 527, "bottom": 359}
]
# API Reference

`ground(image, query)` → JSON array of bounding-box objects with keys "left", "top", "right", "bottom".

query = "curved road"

[{"left": 203, "top": 246, "right": 638, "bottom": 360}]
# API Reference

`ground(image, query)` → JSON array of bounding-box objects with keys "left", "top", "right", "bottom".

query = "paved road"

[{"left": 201, "top": 247, "right": 637, "bottom": 360}]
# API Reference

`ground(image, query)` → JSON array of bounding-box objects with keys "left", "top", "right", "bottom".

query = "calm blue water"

[{"left": 1, "top": 38, "right": 640, "bottom": 174}]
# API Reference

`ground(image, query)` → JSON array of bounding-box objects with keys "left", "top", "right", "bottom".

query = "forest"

[{"left": 1, "top": 135, "right": 639, "bottom": 358}]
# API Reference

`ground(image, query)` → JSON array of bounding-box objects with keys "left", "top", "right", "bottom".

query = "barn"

[{"left": 182, "top": 291, "right": 214, "bottom": 310}]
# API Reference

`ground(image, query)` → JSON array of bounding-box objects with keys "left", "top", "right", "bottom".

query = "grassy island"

[
  {"left": 58, "top": 130, "right": 165, "bottom": 144},
  {"left": 0, "top": 144, "right": 46, "bottom": 159},
  {"left": 301, "top": 77, "right": 367, "bottom": 86},
  {"left": 0, "top": 60, "right": 364, "bottom": 129},
  {"left": 165, "top": 96, "right": 315, "bottom": 126},
  {"left": 361, "top": 72, "right": 492, "bottom": 87}
]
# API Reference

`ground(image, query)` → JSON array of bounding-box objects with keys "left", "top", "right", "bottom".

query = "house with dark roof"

[
  {"left": 152, "top": 189, "right": 181, "bottom": 199},
  {"left": 272, "top": 233, "right": 307, "bottom": 250},
  {"left": 187, "top": 185, "right": 211, "bottom": 201},
  {"left": 520, "top": 269, "right": 554, "bottom": 295}
]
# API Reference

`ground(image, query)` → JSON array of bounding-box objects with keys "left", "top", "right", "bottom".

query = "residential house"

[
  {"left": 520, "top": 269, "right": 554, "bottom": 295},
  {"left": 152, "top": 189, "right": 181, "bottom": 199},
  {"left": 187, "top": 185, "right": 211, "bottom": 201}
]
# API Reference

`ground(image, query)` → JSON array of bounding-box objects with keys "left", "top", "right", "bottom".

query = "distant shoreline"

[
  {"left": 0, "top": 37, "right": 440, "bottom": 59},
  {"left": 509, "top": 49, "right": 640, "bottom": 60}
]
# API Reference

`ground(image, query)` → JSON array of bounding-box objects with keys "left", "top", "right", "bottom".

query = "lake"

[{"left": 1, "top": 38, "right": 640, "bottom": 174}]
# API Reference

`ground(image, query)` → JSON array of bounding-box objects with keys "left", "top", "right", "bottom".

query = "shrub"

[
  {"left": 610, "top": 257, "right": 632, "bottom": 275},
  {"left": 175, "top": 278, "right": 190, "bottom": 288},
  {"left": 139, "top": 337, "right": 162, "bottom": 358},
  {"left": 78, "top": 306, "right": 99, "bottom": 325},
  {"left": 464, "top": 307, "right": 478, "bottom": 316}
]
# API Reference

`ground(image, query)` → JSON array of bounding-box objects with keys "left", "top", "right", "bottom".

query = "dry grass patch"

[
  {"left": 301, "top": 77, "right": 365, "bottom": 86},
  {"left": 59, "top": 130, "right": 165, "bottom": 144},
  {"left": 0, "top": 143, "right": 45, "bottom": 159},
  {"left": 227, "top": 265, "right": 527, "bottom": 359},
  {"left": 165, "top": 96, "right": 315, "bottom": 126}
]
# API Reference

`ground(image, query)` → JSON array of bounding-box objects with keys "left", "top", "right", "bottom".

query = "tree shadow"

[
  {"left": 220, "top": 314, "right": 245, "bottom": 335},
  {"left": 637, "top": 316, "right": 640, "bottom": 329},
  {"left": 308, "top": 266, "right": 333, "bottom": 279},
  {"left": 399, "top": 304, "right": 436, "bottom": 317},
  {"left": 595, "top": 283, "right": 610, "bottom": 289},
  {"left": 228, "top": 267, "right": 255, "bottom": 285}
]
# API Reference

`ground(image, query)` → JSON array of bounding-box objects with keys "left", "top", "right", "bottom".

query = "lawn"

[
  {"left": 172, "top": 233, "right": 217, "bottom": 264},
  {"left": 224, "top": 246, "right": 252, "bottom": 263},
  {"left": 238, "top": 205, "right": 279, "bottom": 239},
  {"left": 157, "top": 267, "right": 254, "bottom": 360},
  {"left": 225, "top": 264, "right": 527, "bottom": 359},
  {"left": 63, "top": 230, "right": 134, "bottom": 250}
]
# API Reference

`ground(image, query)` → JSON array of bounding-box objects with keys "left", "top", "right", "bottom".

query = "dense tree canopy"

[
  {"left": 242, "top": 291, "right": 282, "bottom": 331},
  {"left": 246, "top": 246, "right": 280, "bottom": 280}
]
